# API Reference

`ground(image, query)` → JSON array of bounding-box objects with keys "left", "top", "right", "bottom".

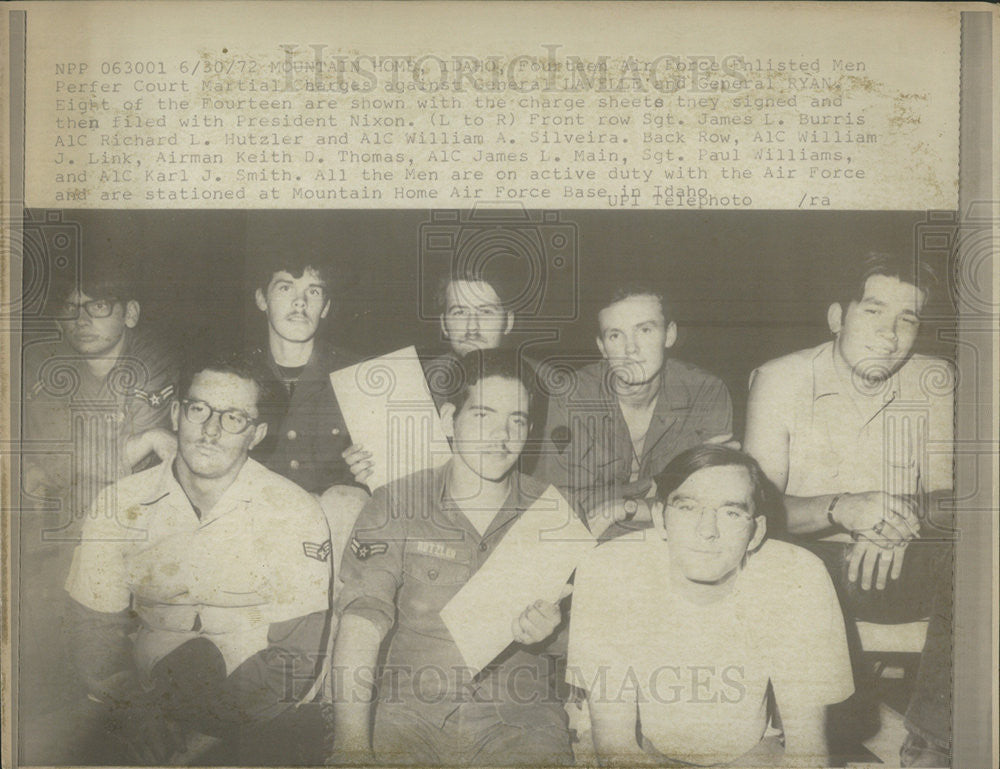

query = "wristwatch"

[{"left": 623, "top": 498, "right": 639, "bottom": 520}]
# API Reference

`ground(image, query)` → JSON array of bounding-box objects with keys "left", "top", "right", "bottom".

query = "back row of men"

[{"left": 22, "top": 249, "right": 953, "bottom": 766}]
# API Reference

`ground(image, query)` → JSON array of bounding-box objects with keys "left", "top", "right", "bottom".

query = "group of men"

[{"left": 20, "top": 245, "right": 953, "bottom": 767}]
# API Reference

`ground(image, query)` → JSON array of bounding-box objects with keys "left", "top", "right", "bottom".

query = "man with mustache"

[
  {"left": 63, "top": 353, "right": 332, "bottom": 764},
  {"left": 330, "top": 349, "right": 572, "bottom": 766},
  {"left": 744, "top": 252, "right": 954, "bottom": 766},
  {"left": 248, "top": 253, "right": 359, "bottom": 495},
  {"left": 537, "top": 279, "right": 733, "bottom": 540}
]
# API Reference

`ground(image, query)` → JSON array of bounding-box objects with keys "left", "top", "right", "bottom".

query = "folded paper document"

[
  {"left": 440, "top": 485, "right": 596, "bottom": 674},
  {"left": 329, "top": 347, "right": 451, "bottom": 491}
]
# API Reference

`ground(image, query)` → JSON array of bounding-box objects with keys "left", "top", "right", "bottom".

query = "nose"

[
  {"left": 624, "top": 333, "right": 639, "bottom": 355},
  {"left": 695, "top": 507, "right": 719, "bottom": 539},
  {"left": 292, "top": 291, "right": 306, "bottom": 308},
  {"left": 465, "top": 314, "right": 481, "bottom": 333},
  {"left": 73, "top": 308, "right": 92, "bottom": 326},
  {"left": 201, "top": 411, "right": 223, "bottom": 438}
]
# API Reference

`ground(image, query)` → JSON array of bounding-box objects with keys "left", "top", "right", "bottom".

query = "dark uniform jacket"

[{"left": 248, "top": 341, "right": 359, "bottom": 494}]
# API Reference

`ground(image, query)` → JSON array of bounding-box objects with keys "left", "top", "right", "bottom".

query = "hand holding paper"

[
  {"left": 440, "top": 485, "right": 594, "bottom": 674},
  {"left": 329, "top": 347, "right": 451, "bottom": 491}
]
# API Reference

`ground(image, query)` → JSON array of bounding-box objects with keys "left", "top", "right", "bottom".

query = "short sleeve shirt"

[
  {"left": 65, "top": 458, "right": 332, "bottom": 676},
  {"left": 568, "top": 538, "right": 853, "bottom": 765},
  {"left": 22, "top": 329, "right": 177, "bottom": 521},
  {"left": 335, "top": 465, "right": 561, "bottom": 727},
  {"left": 750, "top": 342, "right": 954, "bottom": 500}
]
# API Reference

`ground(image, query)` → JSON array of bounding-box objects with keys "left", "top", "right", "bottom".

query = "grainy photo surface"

[{"left": 3, "top": 3, "right": 996, "bottom": 768}]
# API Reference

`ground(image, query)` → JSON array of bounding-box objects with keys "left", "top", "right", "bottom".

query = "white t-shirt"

[{"left": 568, "top": 537, "right": 853, "bottom": 766}]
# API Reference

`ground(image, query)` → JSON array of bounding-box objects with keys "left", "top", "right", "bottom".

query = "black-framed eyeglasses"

[
  {"left": 180, "top": 398, "right": 258, "bottom": 434},
  {"left": 60, "top": 299, "right": 119, "bottom": 319}
]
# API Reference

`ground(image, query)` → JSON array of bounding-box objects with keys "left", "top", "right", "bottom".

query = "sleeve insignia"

[
  {"left": 302, "top": 540, "right": 332, "bottom": 562},
  {"left": 350, "top": 536, "right": 388, "bottom": 561},
  {"left": 134, "top": 384, "right": 174, "bottom": 407}
]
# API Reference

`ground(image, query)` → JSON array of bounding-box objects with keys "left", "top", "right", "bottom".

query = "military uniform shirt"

[{"left": 65, "top": 458, "right": 332, "bottom": 677}]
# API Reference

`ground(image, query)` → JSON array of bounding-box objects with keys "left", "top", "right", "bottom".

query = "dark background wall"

[{"left": 22, "top": 208, "right": 957, "bottom": 436}]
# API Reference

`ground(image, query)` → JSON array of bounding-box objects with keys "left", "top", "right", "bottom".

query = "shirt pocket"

[{"left": 398, "top": 546, "right": 473, "bottom": 624}]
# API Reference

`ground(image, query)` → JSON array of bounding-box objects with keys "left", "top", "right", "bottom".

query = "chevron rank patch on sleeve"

[
  {"left": 134, "top": 384, "right": 175, "bottom": 407},
  {"left": 302, "top": 540, "right": 332, "bottom": 562},
  {"left": 350, "top": 536, "right": 388, "bottom": 561}
]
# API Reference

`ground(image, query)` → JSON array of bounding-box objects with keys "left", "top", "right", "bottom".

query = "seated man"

[
  {"left": 64, "top": 353, "right": 332, "bottom": 765},
  {"left": 744, "top": 252, "right": 954, "bottom": 765},
  {"left": 538, "top": 279, "right": 733, "bottom": 538},
  {"left": 330, "top": 349, "right": 572, "bottom": 766},
  {"left": 569, "top": 445, "right": 854, "bottom": 767}
]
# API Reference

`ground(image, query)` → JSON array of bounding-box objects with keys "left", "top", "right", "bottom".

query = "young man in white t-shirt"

[{"left": 568, "top": 445, "right": 854, "bottom": 767}]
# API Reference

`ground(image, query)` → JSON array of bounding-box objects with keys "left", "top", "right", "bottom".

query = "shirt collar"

[
  {"left": 140, "top": 456, "right": 260, "bottom": 511},
  {"left": 434, "top": 461, "right": 529, "bottom": 537}
]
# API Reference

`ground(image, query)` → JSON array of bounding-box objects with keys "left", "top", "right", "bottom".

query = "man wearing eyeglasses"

[
  {"left": 569, "top": 445, "right": 853, "bottom": 767},
  {"left": 62, "top": 353, "right": 332, "bottom": 765},
  {"left": 23, "top": 268, "right": 178, "bottom": 534}
]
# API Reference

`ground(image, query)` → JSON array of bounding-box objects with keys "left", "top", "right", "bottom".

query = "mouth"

[
  {"left": 866, "top": 345, "right": 895, "bottom": 356},
  {"left": 286, "top": 314, "right": 309, "bottom": 322}
]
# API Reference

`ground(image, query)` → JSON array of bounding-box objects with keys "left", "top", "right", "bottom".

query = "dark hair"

[
  {"left": 597, "top": 278, "right": 674, "bottom": 329},
  {"left": 53, "top": 255, "right": 137, "bottom": 306},
  {"left": 836, "top": 251, "right": 937, "bottom": 311},
  {"left": 435, "top": 264, "right": 515, "bottom": 315},
  {"left": 177, "top": 350, "right": 268, "bottom": 411},
  {"left": 252, "top": 252, "right": 333, "bottom": 297},
  {"left": 654, "top": 445, "right": 774, "bottom": 524},
  {"left": 445, "top": 348, "right": 537, "bottom": 419}
]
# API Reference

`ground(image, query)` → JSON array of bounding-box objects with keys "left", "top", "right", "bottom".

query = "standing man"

[
  {"left": 346, "top": 264, "right": 550, "bottom": 482},
  {"left": 19, "top": 263, "right": 177, "bottom": 745},
  {"left": 248, "top": 253, "right": 367, "bottom": 581},
  {"left": 569, "top": 445, "right": 854, "bottom": 767},
  {"left": 330, "top": 349, "right": 572, "bottom": 766},
  {"left": 23, "top": 264, "right": 177, "bottom": 539},
  {"left": 744, "top": 252, "right": 954, "bottom": 766},
  {"left": 538, "top": 279, "right": 733, "bottom": 538},
  {"left": 63, "top": 353, "right": 332, "bottom": 765}
]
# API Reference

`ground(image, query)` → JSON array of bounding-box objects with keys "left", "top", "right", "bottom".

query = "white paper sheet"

[
  {"left": 440, "top": 485, "right": 596, "bottom": 674},
  {"left": 329, "top": 347, "right": 452, "bottom": 492}
]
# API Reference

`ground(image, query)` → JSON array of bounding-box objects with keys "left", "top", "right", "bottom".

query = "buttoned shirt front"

[
  {"left": 750, "top": 342, "right": 954, "bottom": 500},
  {"left": 537, "top": 357, "right": 733, "bottom": 517},
  {"left": 248, "top": 341, "right": 359, "bottom": 494},
  {"left": 66, "top": 458, "right": 332, "bottom": 677},
  {"left": 336, "top": 465, "right": 561, "bottom": 727}
]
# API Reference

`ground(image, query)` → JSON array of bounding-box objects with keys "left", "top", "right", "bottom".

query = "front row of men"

[{"left": 49, "top": 250, "right": 952, "bottom": 766}]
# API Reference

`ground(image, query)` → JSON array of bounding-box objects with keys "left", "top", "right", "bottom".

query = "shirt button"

[
  {"left": 331, "top": 427, "right": 341, "bottom": 436},
  {"left": 289, "top": 459, "right": 301, "bottom": 470},
  {"left": 287, "top": 430, "right": 297, "bottom": 440},
  {"left": 428, "top": 569, "right": 438, "bottom": 581},
  {"left": 479, "top": 543, "right": 488, "bottom": 552}
]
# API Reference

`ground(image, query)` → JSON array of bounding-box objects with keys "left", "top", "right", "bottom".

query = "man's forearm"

[
  {"left": 783, "top": 493, "right": 841, "bottom": 536},
  {"left": 331, "top": 613, "right": 382, "bottom": 758},
  {"left": 67, "top": 598, "right": 136, "bottom": 696}
]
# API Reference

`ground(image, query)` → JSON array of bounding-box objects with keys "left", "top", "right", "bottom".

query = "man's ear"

[
  {"left": 249, "top": 421, "right": 268, "bottom": 451},
  {"left": 664, "top": 321, "right": 677, "bottom": 350},
  {"left": 650, "top": 500, "right": 667, "bottom": 541},
  {"left": 170, "top": 400, "right": 180, "bottom": 432},
  {"left": 440, "top": 314, "right": 451, "bottom": 341},
  {"left": 440, "top": 401, "right": 457, "bottom": 439},
  {"left": 827, "top": 303, "right": 843, "bottom": 335},
  {"left": 124, "top": 300, "right": 141, "bottom": 329},
  {"left": 254, "top": 288, "right": 268, "bottom": 313},
  {"left": 748, "top": 515, "right": 767, "bottom": 553},
  {"left": 503, "top": 311, "right": 514, "bottom": 335},
  {"left": 595, "top": 335, "right": 607, "bottom": 360},
  {"left": 320, "top": 299, "right": 331, "bottom": 320}
]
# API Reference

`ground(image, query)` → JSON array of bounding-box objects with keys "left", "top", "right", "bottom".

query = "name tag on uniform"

[{"left": 414, "top": 540, "right": 460, "bottom": 562}]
